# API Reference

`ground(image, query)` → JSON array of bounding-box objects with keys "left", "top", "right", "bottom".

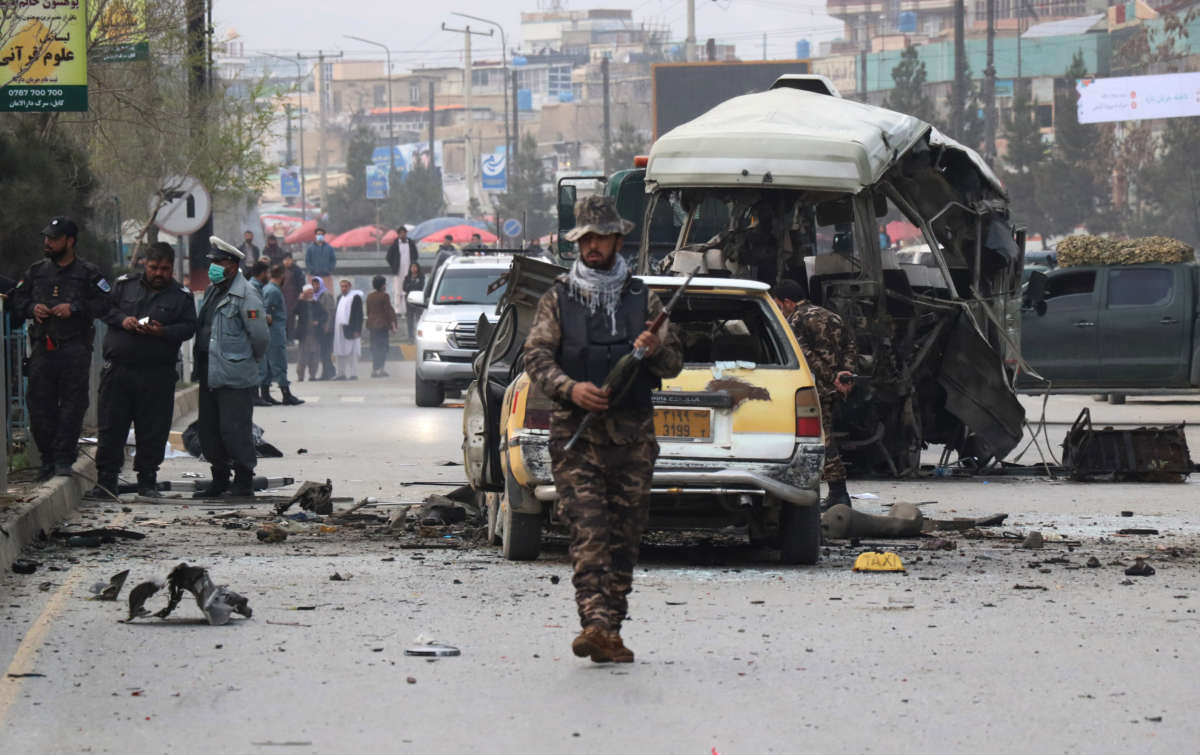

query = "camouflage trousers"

[
  {"left": 820, "top": 393, "right": 847, "bottom": 482},
  {"left": 549, "top": 437, "right": 657, "bottom": 631}
]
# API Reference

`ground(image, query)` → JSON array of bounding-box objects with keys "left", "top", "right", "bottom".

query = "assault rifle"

[{"left": 564, "top": 268, "right": 701, "bottom": 451}]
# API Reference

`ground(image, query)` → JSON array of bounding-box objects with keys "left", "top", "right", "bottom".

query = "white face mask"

[{"left": 316, "top": 234, "right": 325, "bottom": 243}]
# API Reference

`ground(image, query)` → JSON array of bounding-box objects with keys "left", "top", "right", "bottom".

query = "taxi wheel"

[
  {"left": 500, "top": 470, "right": 542, "bottom": 561},
  {"left": 779, "top": 501, "right": 821, "bottom": 565}
]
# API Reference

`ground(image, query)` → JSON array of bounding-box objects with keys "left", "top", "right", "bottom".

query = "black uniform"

[
  {"left": 9, "top": 257, "right": 112, "bottom": 471},
  {"left": 95, "top": 273, "right": 197, "bottom": 490}
]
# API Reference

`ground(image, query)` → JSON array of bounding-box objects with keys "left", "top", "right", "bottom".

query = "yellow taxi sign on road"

[{"left": 852, "top": 551, "right": 905, "bottom": 573}]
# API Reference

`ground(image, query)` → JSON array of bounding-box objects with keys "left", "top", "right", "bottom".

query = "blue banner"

[
  {"left": 366, "top": 165, "right": 389, "bottom": 200},
  {"left": 280, "top": 167, "right": 301, "bottom": 198},
  {"left": 482, "top": 146, "right": 507, "bottom": 192}
]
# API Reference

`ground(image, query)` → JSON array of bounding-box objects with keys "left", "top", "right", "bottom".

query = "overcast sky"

[{"left": 216, "top": 0, "right": 845, "bottom": 70}]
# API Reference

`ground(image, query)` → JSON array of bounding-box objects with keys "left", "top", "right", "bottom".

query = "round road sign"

[
  {"left": 152, "top": 175, "right": 212, "bottom": 235},
  {"left": 502, "top": 218, "right": 522, "bottom": 238}
]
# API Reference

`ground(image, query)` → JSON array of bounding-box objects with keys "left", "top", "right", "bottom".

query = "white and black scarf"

[{"left": 566, "top": 254, "right": 629, "bottom": 336}]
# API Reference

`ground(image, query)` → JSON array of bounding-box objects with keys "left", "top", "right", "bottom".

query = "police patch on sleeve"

[
  {"left": 247, "top": 309, "right": 258, "bottom": 319},
  {"left": 97, "top": 278, "right": 112, "bottom": 292}
]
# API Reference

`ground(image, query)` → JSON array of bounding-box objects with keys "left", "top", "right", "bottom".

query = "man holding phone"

[{"left": 91, "top": 242, "right": 197, "bottom": 498}]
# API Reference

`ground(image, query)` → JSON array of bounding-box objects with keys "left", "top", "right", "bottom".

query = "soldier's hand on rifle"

[
  {"left": 835, "top": 371, "right": 854, "bottom": 396},
  {"left": 634, "top": 327, "right": 660, "bottom": 356},
  {"left": 571, "top": 381, "right": 610, "bottom": 412}
]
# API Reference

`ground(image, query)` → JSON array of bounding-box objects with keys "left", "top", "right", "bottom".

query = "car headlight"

[{"left": 417, "top": 321, "right": 450, "bottom": 339}]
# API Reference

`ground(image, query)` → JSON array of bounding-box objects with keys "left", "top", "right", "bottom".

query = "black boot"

[
  {"left": 225, "top": 468, "right": 255, "bottom": 497},
  {"left": 86, "top": 473, "right": 120, "bottom": 499},
  {"left": 260, "top": 385, "right": 280, "bottom": 405},
  {"left": 136, "top": 471, "right": 159, "bottom": 498},
  {"left": 822, "top": 479, "right": 852, "bottom": 511},
  {"left": 280, "top": 387, "right": 305, "bottom": 405},
  {"left": 193, "top": 468, "right": 231, "bottom": 498},
  {"left": 36, "top": 463, "right": 55, "bottom": 482}
]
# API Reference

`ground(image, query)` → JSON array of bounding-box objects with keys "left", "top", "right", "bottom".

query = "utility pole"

[
  {"left": 429, "top": 80, "right": 436, "bottom": 172},
  {"left": 685, "top": 0, "right": 696, "bottom": 62},
  {"left": 984, "top": 0, "right": 997, "bottom": 163},
  {"left": 511, "top": 68, "right": 519, "bottom": 164},
  {"left": 452, "top": 13, "right": 511, "bottom": 161},
  {"left": 601, "top": 56, "right": 611, "bottom": 175},
  {"left": 441, "top": 22, "right": 494, "bottom": 213},
  {"left": 952, "top": 0, "right": 966, "bottom": 138},
  {"left": 284, "top": 104, "right": 293, "bottom": 166},
  {"left": 266, "top": 53, "right": 307, "bottom": 220},
  {"left": 186, "top": 0, "right": 209, "bottom": 274},
  {"left": 345, "top": 36, "right": 395, "bottom": 178},
  {"left": 298, "top": 50, "right": 343, "bottom": 215}
]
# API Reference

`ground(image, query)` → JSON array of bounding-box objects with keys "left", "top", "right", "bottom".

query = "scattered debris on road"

[
  {"left": 1022, "top": 531, "right": 1045, "bottom": 550},
  {"left": 126, "top": 563, "right": 252, "bottom": 626},
  {"left": 823, "top": 503, "right": 923, "bottom": 539},
  {"left": 852, "top": 552, "right": 906, "bottom": 572},
  {"left": 1125, "top": 558, "right": 1156, "bottom": 577},
  {"left": 12, "top": 559, "right": 39, "bottom": 574},
  {"left": 275, "top": 479, "right": 333, "bottom": 516},
  {"left": 1062, "top": 407, "right": 1192, "bottom": 482},
  {"left": 90, "top": 570, "right": 130, "bottom": 601}
]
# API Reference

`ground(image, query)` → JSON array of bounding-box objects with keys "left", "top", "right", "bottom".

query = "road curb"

[{"left": 1, "top": 385, "right": 201, "bottom": 573}]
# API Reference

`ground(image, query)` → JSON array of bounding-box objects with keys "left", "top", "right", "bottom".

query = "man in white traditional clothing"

[{"left": 333, "top": 279, "right": 365, "bottom": 380}]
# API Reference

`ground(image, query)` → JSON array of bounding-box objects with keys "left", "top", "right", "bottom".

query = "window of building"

[
  {"left": 374, "top": 84, "right": 386, "bottom": 107},
  {"left": 1035, "top": 104, "right": 1052, "bottom": 128},
  {"left": 548, "top": 65, "right": 571, "bottom": 96},
  {"left": 471, "top": 69, "right": 490, "bottom": 88},
  {"left": 409, "top": 82, "right": 422, "bottom": 104}
]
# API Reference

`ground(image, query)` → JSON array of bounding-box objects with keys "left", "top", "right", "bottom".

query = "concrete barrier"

[{"left": 1, "top": 384, "right": 201, "bottom": 572}]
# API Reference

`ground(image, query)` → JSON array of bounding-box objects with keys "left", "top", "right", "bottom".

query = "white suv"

[{"left": 409, "top": 254, "right": 511, "bottom": 406}]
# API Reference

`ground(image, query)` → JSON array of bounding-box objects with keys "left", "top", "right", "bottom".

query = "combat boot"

[
  {"left": 605, "top": 629, "right": 635, "bottom": 663},
  {"left": 571, "top": 625, "right": 616, "bottom": 663},
  {"left": 260, "top": 386, "right": 280, "bottom": 406},
  {"left": 192, "top": 468, "right": 231, "bottom": 498},
  {"left": 225, "top": 468, "right": 254, "bottom": 497},
  {"left": 280, "top": 388, "right": 305, "bottom": 406},
  {"left": 136, "top": 471, "right": 158, "bottom": 498},
  {"left": 86, "top": 473, "right": 120, "bottom": 500},
  {"left": 822, "top": 479, "right": 851, "bottom": 511}
]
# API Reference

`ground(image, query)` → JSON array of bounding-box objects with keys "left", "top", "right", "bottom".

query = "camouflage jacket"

[
  {"left": 787, "top": 300, "right": 858, "bottom": 397},
  {"left": 524, "top": 276, "right": 683, "bottom": 445}
]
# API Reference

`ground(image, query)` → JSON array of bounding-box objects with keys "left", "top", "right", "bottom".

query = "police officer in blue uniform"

[
  {"left": 191, "top": 237, "right": 269, "bottom": 498},
  {"left": 9, "top": 217, "right": 113, "bottom": 480},
  {"left": 90, "top": 242, "right": 197, "bottom": 498}
]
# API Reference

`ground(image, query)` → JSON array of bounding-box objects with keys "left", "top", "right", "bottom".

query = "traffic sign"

[
  {"left": 502, "top": 218, "right": 522, "bottom": 238},
  {"left": 152, "top": 175, "right": 211, "bottom": 235}
]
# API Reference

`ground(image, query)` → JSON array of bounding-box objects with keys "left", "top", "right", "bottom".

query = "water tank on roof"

[
  {"left": 518, "top": 89, "right": 532, "bottom": 111},
  {"left": 512, "top": 55, "right": 527, "bottom": 66},
  {"left": 898, "top": 12, "right": 917, "bottom": 33},
  {"left": 795, "top": 40, "right": 811, "bottom": 59}
]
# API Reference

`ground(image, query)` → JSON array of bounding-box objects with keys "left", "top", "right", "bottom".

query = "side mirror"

[
  {"left": 406, "top": 290, "right": 426, "bottom": 308},
  {"left": 1023, "top": 270, "right": 1047, "bottom": 316},
  {"left": 558, "top": 184, "right": 577, "bottom": 234}
]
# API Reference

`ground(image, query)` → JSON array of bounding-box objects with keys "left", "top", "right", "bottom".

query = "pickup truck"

[{"left": 1019, "top": 262, "right": 1200, "bottom": 400}]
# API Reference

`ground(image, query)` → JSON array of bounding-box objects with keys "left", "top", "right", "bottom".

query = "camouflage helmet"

[{"left": 564, "top": 194, "right": 635, "bottom": 242}]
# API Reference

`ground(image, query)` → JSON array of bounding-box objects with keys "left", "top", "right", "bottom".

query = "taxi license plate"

[{"left": 654, "top": 408, "right": 712, "bottom": 441}]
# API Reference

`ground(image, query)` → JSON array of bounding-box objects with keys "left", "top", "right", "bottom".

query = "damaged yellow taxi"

[{"left": 462, "top": 256, "right": 825, "bottom": 564}]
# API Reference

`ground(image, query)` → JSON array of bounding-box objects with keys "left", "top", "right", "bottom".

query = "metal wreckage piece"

[
  {"left": 126, "top": 563, "right": 252, "bottom": 625},
  {"left": 1062, "top": 407, "right": 1193, "bottom": 482}
]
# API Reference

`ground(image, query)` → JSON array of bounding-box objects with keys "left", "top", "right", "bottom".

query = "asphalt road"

[{"left": 2, "top": 371, "right": 1199, "bottom": 753}]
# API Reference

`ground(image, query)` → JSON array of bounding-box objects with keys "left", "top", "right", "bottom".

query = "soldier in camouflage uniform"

[
  {"left": 773, "top": 278, "right": 858, "bottom": 509},
  {"left": 524, "top": 195, "right": 683, "bottom": 664}
]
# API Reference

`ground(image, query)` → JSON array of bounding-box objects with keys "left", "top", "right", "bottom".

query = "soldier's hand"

[
  {"left": 835, "top": 371, "right": 854, "bottom": 396},
  {"left": 33, "top": 303, "right": 51, "bottom": 322},
  {"left": 50, "top": 303, "right": 72, "bottom": 318},
  {"left": 122, "top": 316, "right": 140, "bottom": 332},
  {"left": 634, "top": 327, "right": 660, "bottom": 355},
  {"left": 570, "top": 381, "right": 610, "bottom": 412},
  {"left": 142, "top": 320, "right": 165, "bottom": 337}
]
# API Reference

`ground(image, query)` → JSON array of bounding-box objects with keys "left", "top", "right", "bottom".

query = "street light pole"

[
  {"left": 266, "top": 52, "right": 308, "bottom": 221},
  {"left": 450, "top": 12, "right": 510, "bottom": 160},
  {"left": 345, "top": 35, "right": 395, "bottom": 178}
]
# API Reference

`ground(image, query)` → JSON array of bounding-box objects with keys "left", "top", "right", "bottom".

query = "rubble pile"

[{"left": 1057, "top": 234, "right": 1195, "bottom": 267}]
